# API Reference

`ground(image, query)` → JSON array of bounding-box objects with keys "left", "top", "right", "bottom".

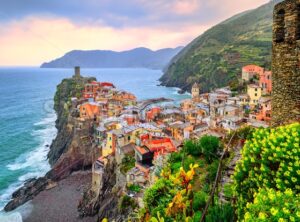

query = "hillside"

[
  {"left": 160, "top": 0, "right": 281, "bottom": 92},
  {"left": 41, "top": 47, "right": 183, "bottom": 70}
]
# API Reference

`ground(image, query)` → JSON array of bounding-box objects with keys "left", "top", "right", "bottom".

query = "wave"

[
  {"left": 7, "top": 112, "right": 56, "bottom": 171},
  {"left": 1, "top": 111, "right": 57, "bottom": 212}
]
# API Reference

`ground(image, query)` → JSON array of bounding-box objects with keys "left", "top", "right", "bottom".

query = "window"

[
  {"left": 255, "top": 93, "right": 257, "bottom": 97},
  {"left": 275, "top": 9, "right": 285, "bottom": 43},
  {"left": 128, "top": 136, "right": 131, "bottom": 141}
]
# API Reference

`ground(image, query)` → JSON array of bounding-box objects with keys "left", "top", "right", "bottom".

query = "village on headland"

[{"left": 63, "top": 63, "right": 274, "bottom": 211}]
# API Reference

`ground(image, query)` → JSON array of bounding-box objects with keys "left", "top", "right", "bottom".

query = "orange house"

[
  {"left": 256, "top": 97, "right": 272, "bottom": 122},
  {"left": 242, "top": 65, "right": 264, "bottom": 81},
  {"left": 146, "top": 107, "right": 161, "bottom": 121},
  {"left": 259, "top": 71, "right": 272, "bottom": 94},
  {"left": 79, "top": 103, "right": 100, "bottom": 120}
]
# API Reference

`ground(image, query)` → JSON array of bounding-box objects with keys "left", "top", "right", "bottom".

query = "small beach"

[{"left": 23, "top": 171, "right": 97, "bottom": 222}]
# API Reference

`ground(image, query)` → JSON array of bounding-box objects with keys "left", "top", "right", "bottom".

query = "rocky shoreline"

[{"left": 4, "top": 74, "right": 98, "bottom": 214}]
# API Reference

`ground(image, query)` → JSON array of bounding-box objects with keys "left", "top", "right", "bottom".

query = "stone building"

[{"left": 272, "top": 0, "right": 300, "bottom": 126}]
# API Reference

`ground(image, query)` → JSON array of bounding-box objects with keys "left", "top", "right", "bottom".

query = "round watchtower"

[{"left": 272, "top": 0, "right": 300, "bottom": 126}]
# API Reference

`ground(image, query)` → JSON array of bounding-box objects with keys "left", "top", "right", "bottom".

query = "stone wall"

[{"left": 272, "top": 0, "right": 300, "bottom": 126}]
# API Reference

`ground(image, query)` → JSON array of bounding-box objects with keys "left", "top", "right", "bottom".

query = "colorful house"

[
  {"left": 146, "top": 107, "right": 161, "bottom": 122},
  {"left": 247, "top": 84, "right": 262, "bottom": 106},
  {"left": 259, "top": 71, "right": 272, "bottom": 95},
  {"left": 242, "top": 65, "right": 264, "bottom": 81},
  {"left": 255, "top": 97, "right": 272, "bottom": 122},
  {"left": 83, "top": 81, "right": 100, "bottom": 99},
  {"left": 79, "top": 102, "right": 100, "bottom": 120}
]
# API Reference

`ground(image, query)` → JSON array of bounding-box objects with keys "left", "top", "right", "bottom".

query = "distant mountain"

[
  {"left": 160, "top": 0, "right": 282, "bottom": 92},
  {"left": 41, "top": 47, "right": 183, "bottom": 70}
]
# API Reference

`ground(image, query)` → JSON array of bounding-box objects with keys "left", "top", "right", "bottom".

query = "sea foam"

[{"left": 1, "top": 111, "right": 57, "bottom": 213}]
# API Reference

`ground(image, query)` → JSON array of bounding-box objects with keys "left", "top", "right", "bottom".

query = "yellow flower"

[
  {"left": 284, "top": 189, "right": 293, "bottom": 196},
  {"left": 283, "top": 207, "right": 289, "bottom": 214},
  {"left": 258, "top": 212, "right": 266, "bottom": 219},
  {"left": 270, "top": 207, "right": 278, "bottom": 216}
]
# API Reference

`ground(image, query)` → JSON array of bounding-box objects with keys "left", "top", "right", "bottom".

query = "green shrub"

[
  {"left": 244, "top": 188, "right": 300, "bottom": 222},
  {"left": 120, "top": 155, "right": 135, "bottom": 174},
  {"left": 143, "top": 178, "right": 175, "bottom": 214},
  {"left": 170, "top": 161, "right": 181, "bottom": 173},
  {"left": 223, "top": 183, "right": 234, "bottom": 199},
  {"left": 193, "top": 191, "right": 208, "bottom": 211},
  {"left": 205, "top": 203, "right": 235, "bottom": 222},
  {"left": 169, "top": 152, "right": 183, "bottom": 163},
  {"left": 128, "top": 184, "right": 141, "bottom": 193},
  {"left": 193, "top": 211, "right": 202, "bottom": 222},
  {"left": 185, "top": 139, "right": 201, "bottom": 156},
  {"left": 233, "top": 123, "right": 300, "bottom": 220},
  {"left": 199, "top": 136, "right": 221, "bottom": 163},
  {"left": 183, "top": 156, "right": 196, "bottom": 171},
  {"left": 206, "top": 159, "right": 219, "bottom": 183}
]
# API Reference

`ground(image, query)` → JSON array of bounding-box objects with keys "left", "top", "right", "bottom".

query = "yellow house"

[{"left": 247, "top": 84, "right": 262, "bottom": 106}]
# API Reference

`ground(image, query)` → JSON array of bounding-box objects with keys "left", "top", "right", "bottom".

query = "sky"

[{"left": 0, "top": 0, "right": 270, "bottom": 66}]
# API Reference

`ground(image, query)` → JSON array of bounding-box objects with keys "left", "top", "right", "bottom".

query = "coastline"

[{"left": 23, "top": 171, "right": 97, "bottom": 222}]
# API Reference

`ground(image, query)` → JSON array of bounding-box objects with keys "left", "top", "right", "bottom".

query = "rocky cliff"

[
  {"left": 5, "top": 74, "right": 98, "bottom": 211},
  {"left": 48, "top": 74, "right": 96, "bottom": 165},
  {"left": 78, "top": 156, "right": 133, "bottom": 222}
]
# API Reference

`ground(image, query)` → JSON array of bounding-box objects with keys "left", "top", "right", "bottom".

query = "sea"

[{"left": 0, "top": 67, "right": 190, "bottom": 221}]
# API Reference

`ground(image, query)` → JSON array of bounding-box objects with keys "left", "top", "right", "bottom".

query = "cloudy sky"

[{"left": 0, "top": 0, "right": 269, "bottom": 66}]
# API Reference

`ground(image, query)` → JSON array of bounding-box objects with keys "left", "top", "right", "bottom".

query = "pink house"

[
  {"left": 242, "top": 65, "right": 264, "bottom": 81},
  {"left": 259, "top": 71, "right": 272, "bottom": 94}
]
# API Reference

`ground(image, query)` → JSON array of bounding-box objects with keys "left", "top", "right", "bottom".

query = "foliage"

[
  {"left": 185, "top": 140, "right": 201, "bottom": 156},
  {"left": 223, "top": 183, "right": 234, "bottom": 200},
  {"left": 199, "top": 136, "right": 221, "bottom": 163},
  {"left": 183, "top": 156, "right": 197, "bottom": 172},
  {"left": 120, "top": 155, "right": 135, "bottom": 174},
  {"left": 193, "top": 211, "right": 202, "bottom": 222},
  {"left": 127, "top": 184, "right": 141, "bottom": 193},
  {"left": 205, "top": 203, "right": 235, "bottom": 222},
  {"left": 143, "top": 165, "right": 199, "bottom": 221},
  {"left": 193, "top": 191, "right": 208, "bottom": 211},
  {"left": 184, "top": 136, "right": 221, "bottom": 164},
  {"left": 206, "top": 159, "right": 219, "bottom": 183},
  {"left": 165, "top": 164, "right": 198, "bottom": 221},
  {"left": 119, "top": 195, "right": 137, "bottom": 212},
  {"left": 243, "top": 188, "right": 300, "bottom": 222},
  {"left": 143, "top": 178, "right": 175, "bottom": 216},
  {"left": 233, "top": 123, "right": 300, "bottom": 220}
]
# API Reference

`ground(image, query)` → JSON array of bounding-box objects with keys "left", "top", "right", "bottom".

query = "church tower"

[
  {"left": 191, "top": 82, "right": 200, "bottom": 99},
  {"left": 272, "top": 0, "right": 300, "bottom": 126}
]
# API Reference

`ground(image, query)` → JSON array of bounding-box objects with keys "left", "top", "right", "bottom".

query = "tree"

[{"left": 199, "top": 136, "right": 221, "bottom": 163}]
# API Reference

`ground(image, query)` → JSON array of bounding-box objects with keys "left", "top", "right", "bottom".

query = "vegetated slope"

[
  {"left": 41, "top": 47, "right": 183, "bottom": 70},
  {"left": 160, "top": 0, "right": 281, "bottom": 92}
]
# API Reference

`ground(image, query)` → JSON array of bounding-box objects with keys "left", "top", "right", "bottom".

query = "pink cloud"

[
  {"left": 172, "top": 0, "right": 201, "bottom": 15},
  {"left": 0, "top": 17, "right": 209, "bottom": 66}
]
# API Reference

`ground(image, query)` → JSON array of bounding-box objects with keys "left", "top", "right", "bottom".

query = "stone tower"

[
  {"left": 191, "top": 82, "right": 200, "bottom": 99},
  {"left": 73, "top": 66, "right": 81, "bottom": 78},
  {"left": 272, "top": 0, "right": 300, "bottom": 126}
]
